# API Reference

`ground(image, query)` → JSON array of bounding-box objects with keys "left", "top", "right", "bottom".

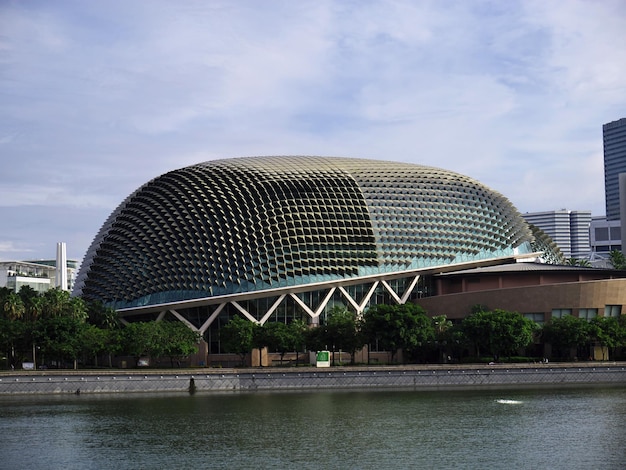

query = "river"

[{"left": 1, "top": 386, "right": 625, "bottom": 469}]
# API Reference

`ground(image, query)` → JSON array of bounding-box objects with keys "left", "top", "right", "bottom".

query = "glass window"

[
  {"left": 595, "top": 227, "right": 609, "bottom": 241},
  {"left": 578, "top": 308, "right": 597, "bottom": 321},
  {"left": 604, "top": 305, "right": 622, "bottom": 317},
  {"left": 524, "top": 312, "right": 545, "bottom": 325},
  {"left": 610, "top": 227, "right": 621, "bottom": 240},
  {"left": 551, "top": 309, "right": 572, "bottom": 319}
]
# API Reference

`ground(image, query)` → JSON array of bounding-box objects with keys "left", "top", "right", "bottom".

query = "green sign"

[{"left": 316, "top": 351, "right": 330, "bottom": 362}]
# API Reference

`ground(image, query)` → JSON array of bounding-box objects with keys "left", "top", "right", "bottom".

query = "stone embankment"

[{"left": 1, "top": 362, "right": 626, "bottom": 395}]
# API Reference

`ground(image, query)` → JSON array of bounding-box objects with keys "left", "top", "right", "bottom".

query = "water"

[{"left": 1, "top": 386, "right": 625, "bottom": 470}]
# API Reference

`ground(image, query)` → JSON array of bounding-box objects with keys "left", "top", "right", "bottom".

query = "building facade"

[
  {"left": 0, "top": 261, "right": 54, "bottom": 294},
  {"left": 604, "top": 117, "right": 626, "bottom": 221},
  {"left": 589, "top": 216, "right": 622, "bottom": 258},
  {"left": 0, "top": 254, "right": 78, "bottom": 294},
  {"left": 74, "top": 156, "right": 551, "bottom": 354},
  {"left": 522, "top": 209, "right": 591, "bottom": 259},
  {"left": 416, "top": 262, "right": 626, "bottom": 325}
]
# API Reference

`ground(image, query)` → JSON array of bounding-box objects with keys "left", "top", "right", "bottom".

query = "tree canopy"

[
  {"left": 362, "top": 303, "right": 434, "bottom": 363},
  {"left": 461, "top": 308, "right": 537, "bottom": 359}
]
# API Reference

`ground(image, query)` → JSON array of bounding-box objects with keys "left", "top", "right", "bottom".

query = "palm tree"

[
  {"left": 566, "top": 258, "right": 591, "bottom": 267},
  {"left": 3, "top": 292, "right": 25, "bottom": 321},
  {"left": 432, "top": 315, "right": 452, "bottom": 363},
  {"left": 609, "top": 250, "right": 626, "bottom": 270}
]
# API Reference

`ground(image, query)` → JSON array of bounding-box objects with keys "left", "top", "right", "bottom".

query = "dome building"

[
  {"left": 74, "top": 156, "right": 626, "bottom": 364},
  {"left": 74, "top": 156, "right": 543, "bottom": 358}
]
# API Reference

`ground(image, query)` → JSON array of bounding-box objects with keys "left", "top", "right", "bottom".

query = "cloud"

[{"left": 0, "top": 0, "right": 625, "bottom": 262}]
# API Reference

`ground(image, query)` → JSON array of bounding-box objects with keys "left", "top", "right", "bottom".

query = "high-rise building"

[
  {"left": 603, "top": 117, "right": 626, "bottom": 221},
  {"left": 522, "top": 209, "right": 592, "bottom": 259}
]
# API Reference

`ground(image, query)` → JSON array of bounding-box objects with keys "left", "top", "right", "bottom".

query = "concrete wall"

[
  {"left": 2, "top": 364, "right": 626, "bottom": 395},
  {"left": 417, "top": 278, "right": 626, "bottom": 320}
]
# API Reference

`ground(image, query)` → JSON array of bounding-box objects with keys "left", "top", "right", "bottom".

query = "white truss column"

[{"left": 56, "top": 242, "right": 68, "bottom": 291}]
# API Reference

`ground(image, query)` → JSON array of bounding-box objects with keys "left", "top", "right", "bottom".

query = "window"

[
  {"left": 524, "top": 312, "right": 545, "bottom": 324},
  {"left": 595, "top": 227, "right": 609, "bottom": 241},
  {"left": 610, "top": 227, "right": 621, "bottom": 240},
  {"left": 578, "top": 308, "right": 597, "bottom": 321},
  {"left": 551, "top": 309, "right": 572, "bottom": 319},
  {"left": 604, "top": 305, "right": 622, "bottom": 317}
]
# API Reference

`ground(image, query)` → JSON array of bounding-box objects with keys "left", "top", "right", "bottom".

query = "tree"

[
  {"left": 542, "top": 315, "right": 591, "bottom": 360},
  {"left": 0, "top": 317, "right": 29, "bottom": 369},
  {"left": 2, "top": 291, "right": 25, "bottom": 321},
  {"left": 289, "top": 319, "right": 308, "bottom": 366},
  {"left": 41, "top": 288, "right": 88, "bottom": 321},
  {"left": 362, "top": 303, "right": 434, "bottom": 363},
  {"left": 588, "top": 316, "right": 626, "bottom": 360},
  {"left": 566, "top": 258, "right": 591, "bottom": 267},
  {"left": 86, "top": 300, "right": 122, "bottom": 367},
  {"left": 86, "top": 300, "right": 120, "bottom": 330},
  {"left": 322, "top": 306, "right": 365, "bottom": 365},
  {"left": 1, "top": 288, "right": 37, "bottom": 368},
  {"left": 79, "top": 324, "right": 109, "bottom": 367},
  {"left": 432, "top": 315, "right": 453, "bottom": 363},
  {"left": 259, "top": 322, "right": 293, "bottom": 366},
  {"left": 461, "top": 308, "right": 536, "bottom": 360},
  {"left": 609, "top": 250, "right": 626, "bottom": 270},
  {"left": 18, "top": 286, "right": 42, "bottom": 322},
  {"left": 220, "top": 316, "right": 256, "bottom": 366},
  {"left": 121, "top": 321, "right": 165, "bottom": 365},
  {"left": 34, "top": 315, "right": 87, "bottom": 369},
  {"left": 160, "top": 321, "right": 201, "bottom": 367}
]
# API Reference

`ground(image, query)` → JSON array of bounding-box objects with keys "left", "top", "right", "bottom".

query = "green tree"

[
  {"left": 542, "top": 315, "right": 591, "bottom": 360},
  {"left": 461, "top": 308, "right": 536, "bottom": 360},
  {"left": 259, "top": 322, "right": 294, "bottom": 366},
  {"left": 121, "top": 321, "right": 165, "bottom": 365},
  {"left": 41, "top": 288, "right": 88, "bottom": 321},
  {"left": 566, "top": 258, "right": 591, "bottom": 267},
  {"left": 220, "top": 316, "right": 256, "bottom": 366},
  {"left": 432, "top": 315, "right": 453, "bottom": 363},
  {"left": 325, "top": 306, "right": 365, "bottom": 365},
  {"left": 86, "top": 300, "right": 120, "bottom": 330},
  {"left": 304, "top": 322, "right": 328, "bottom": 353},
  {"left": 18, "top": 286, "right": 43, "bottom": 322},
  {"left": 588, "top": 316, "right": 626, "bottom": 360},
  {"left": 0, "top": 317, "right": 29, "bottom": 369},
  {"left": 609, "top": 250, "right": 626, "bottom": 270},
  {"left": 289, "top": 319, "right": 308, "bottom": 366},
  {"left": 2, "top": 291, "right": 25, "bottom": 320},
  {"left": 34, "top": 315, "right": 87, "bottom": 369},
  {"left": 79, "top": 324, "right": 109, "bottom": 367},
  {"left": 86, "top": 300, "right": 122, "bottom": 367},
  {"left": 160, "top": 321, "right": 201, "bottom": 367},
  {"left": 362, "top": 303, "right": 434, "bottom": 363}
]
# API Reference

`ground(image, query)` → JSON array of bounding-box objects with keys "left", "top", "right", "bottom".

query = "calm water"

[{"left": 1, "top": 386, "right": 625, "bottom": 470}]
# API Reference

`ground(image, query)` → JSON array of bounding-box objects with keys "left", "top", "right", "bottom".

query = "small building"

[
  {"left": 0, "top": 261, "right": 55, "bottom": 294},
  {"left": 416, "top": 262, "right": 626, "bottom": 324}
]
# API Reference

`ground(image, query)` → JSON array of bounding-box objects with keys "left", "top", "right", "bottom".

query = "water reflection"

[{"left": 1, "top": 387, "right": 626, "bottom": 469}]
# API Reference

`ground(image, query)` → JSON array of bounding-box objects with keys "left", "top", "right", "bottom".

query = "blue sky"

[{"left": 1, "top": 0, "right": 625, "bottom": 262}]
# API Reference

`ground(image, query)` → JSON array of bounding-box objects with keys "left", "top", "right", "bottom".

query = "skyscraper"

[
  {"left": 522, "top": 209, "right": 591, "bottom": 259},
  {"left": 603, "top": 117, "right": 626, "bottom": 220}
]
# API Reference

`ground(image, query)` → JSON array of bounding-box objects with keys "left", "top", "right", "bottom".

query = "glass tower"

[{"left": 603, "top": 118, "right": 626, "bottom": 221}]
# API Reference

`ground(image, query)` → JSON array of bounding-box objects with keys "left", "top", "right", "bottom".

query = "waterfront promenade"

[{"left": 2, "top": 362, "right": 626, "bottom": 395}]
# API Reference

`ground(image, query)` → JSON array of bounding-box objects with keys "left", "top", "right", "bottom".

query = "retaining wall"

[{"left": 2, "top": 363, "right": 626, "bottom": 395}]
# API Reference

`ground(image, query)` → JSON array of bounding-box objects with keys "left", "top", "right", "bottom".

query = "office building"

[
  {"left": 603, "top": 117, "right": 626, "bottom": 221},
  {"left": 522, "top": 209, "right": 591, "bottom": 259}
]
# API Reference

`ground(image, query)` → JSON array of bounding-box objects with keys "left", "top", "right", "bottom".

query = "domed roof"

[{"left": 74, "top": 156, "right": 533, "bottom": 308}]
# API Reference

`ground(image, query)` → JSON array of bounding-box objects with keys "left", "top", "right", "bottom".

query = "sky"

[{"left": 1, "top": 0, "right": 626, "bottom": 264}]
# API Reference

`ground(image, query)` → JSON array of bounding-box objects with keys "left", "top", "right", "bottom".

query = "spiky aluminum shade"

[{"left": 74, "top": 156, "right": 533, "bottom": 308}]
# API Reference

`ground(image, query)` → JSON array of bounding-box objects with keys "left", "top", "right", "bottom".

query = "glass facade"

[
  {"left": 75, "top": 156, "right": 534, "bottom": 310},
  {"left": 603, "top": 118, "right": 626, "bottom": 221}
]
